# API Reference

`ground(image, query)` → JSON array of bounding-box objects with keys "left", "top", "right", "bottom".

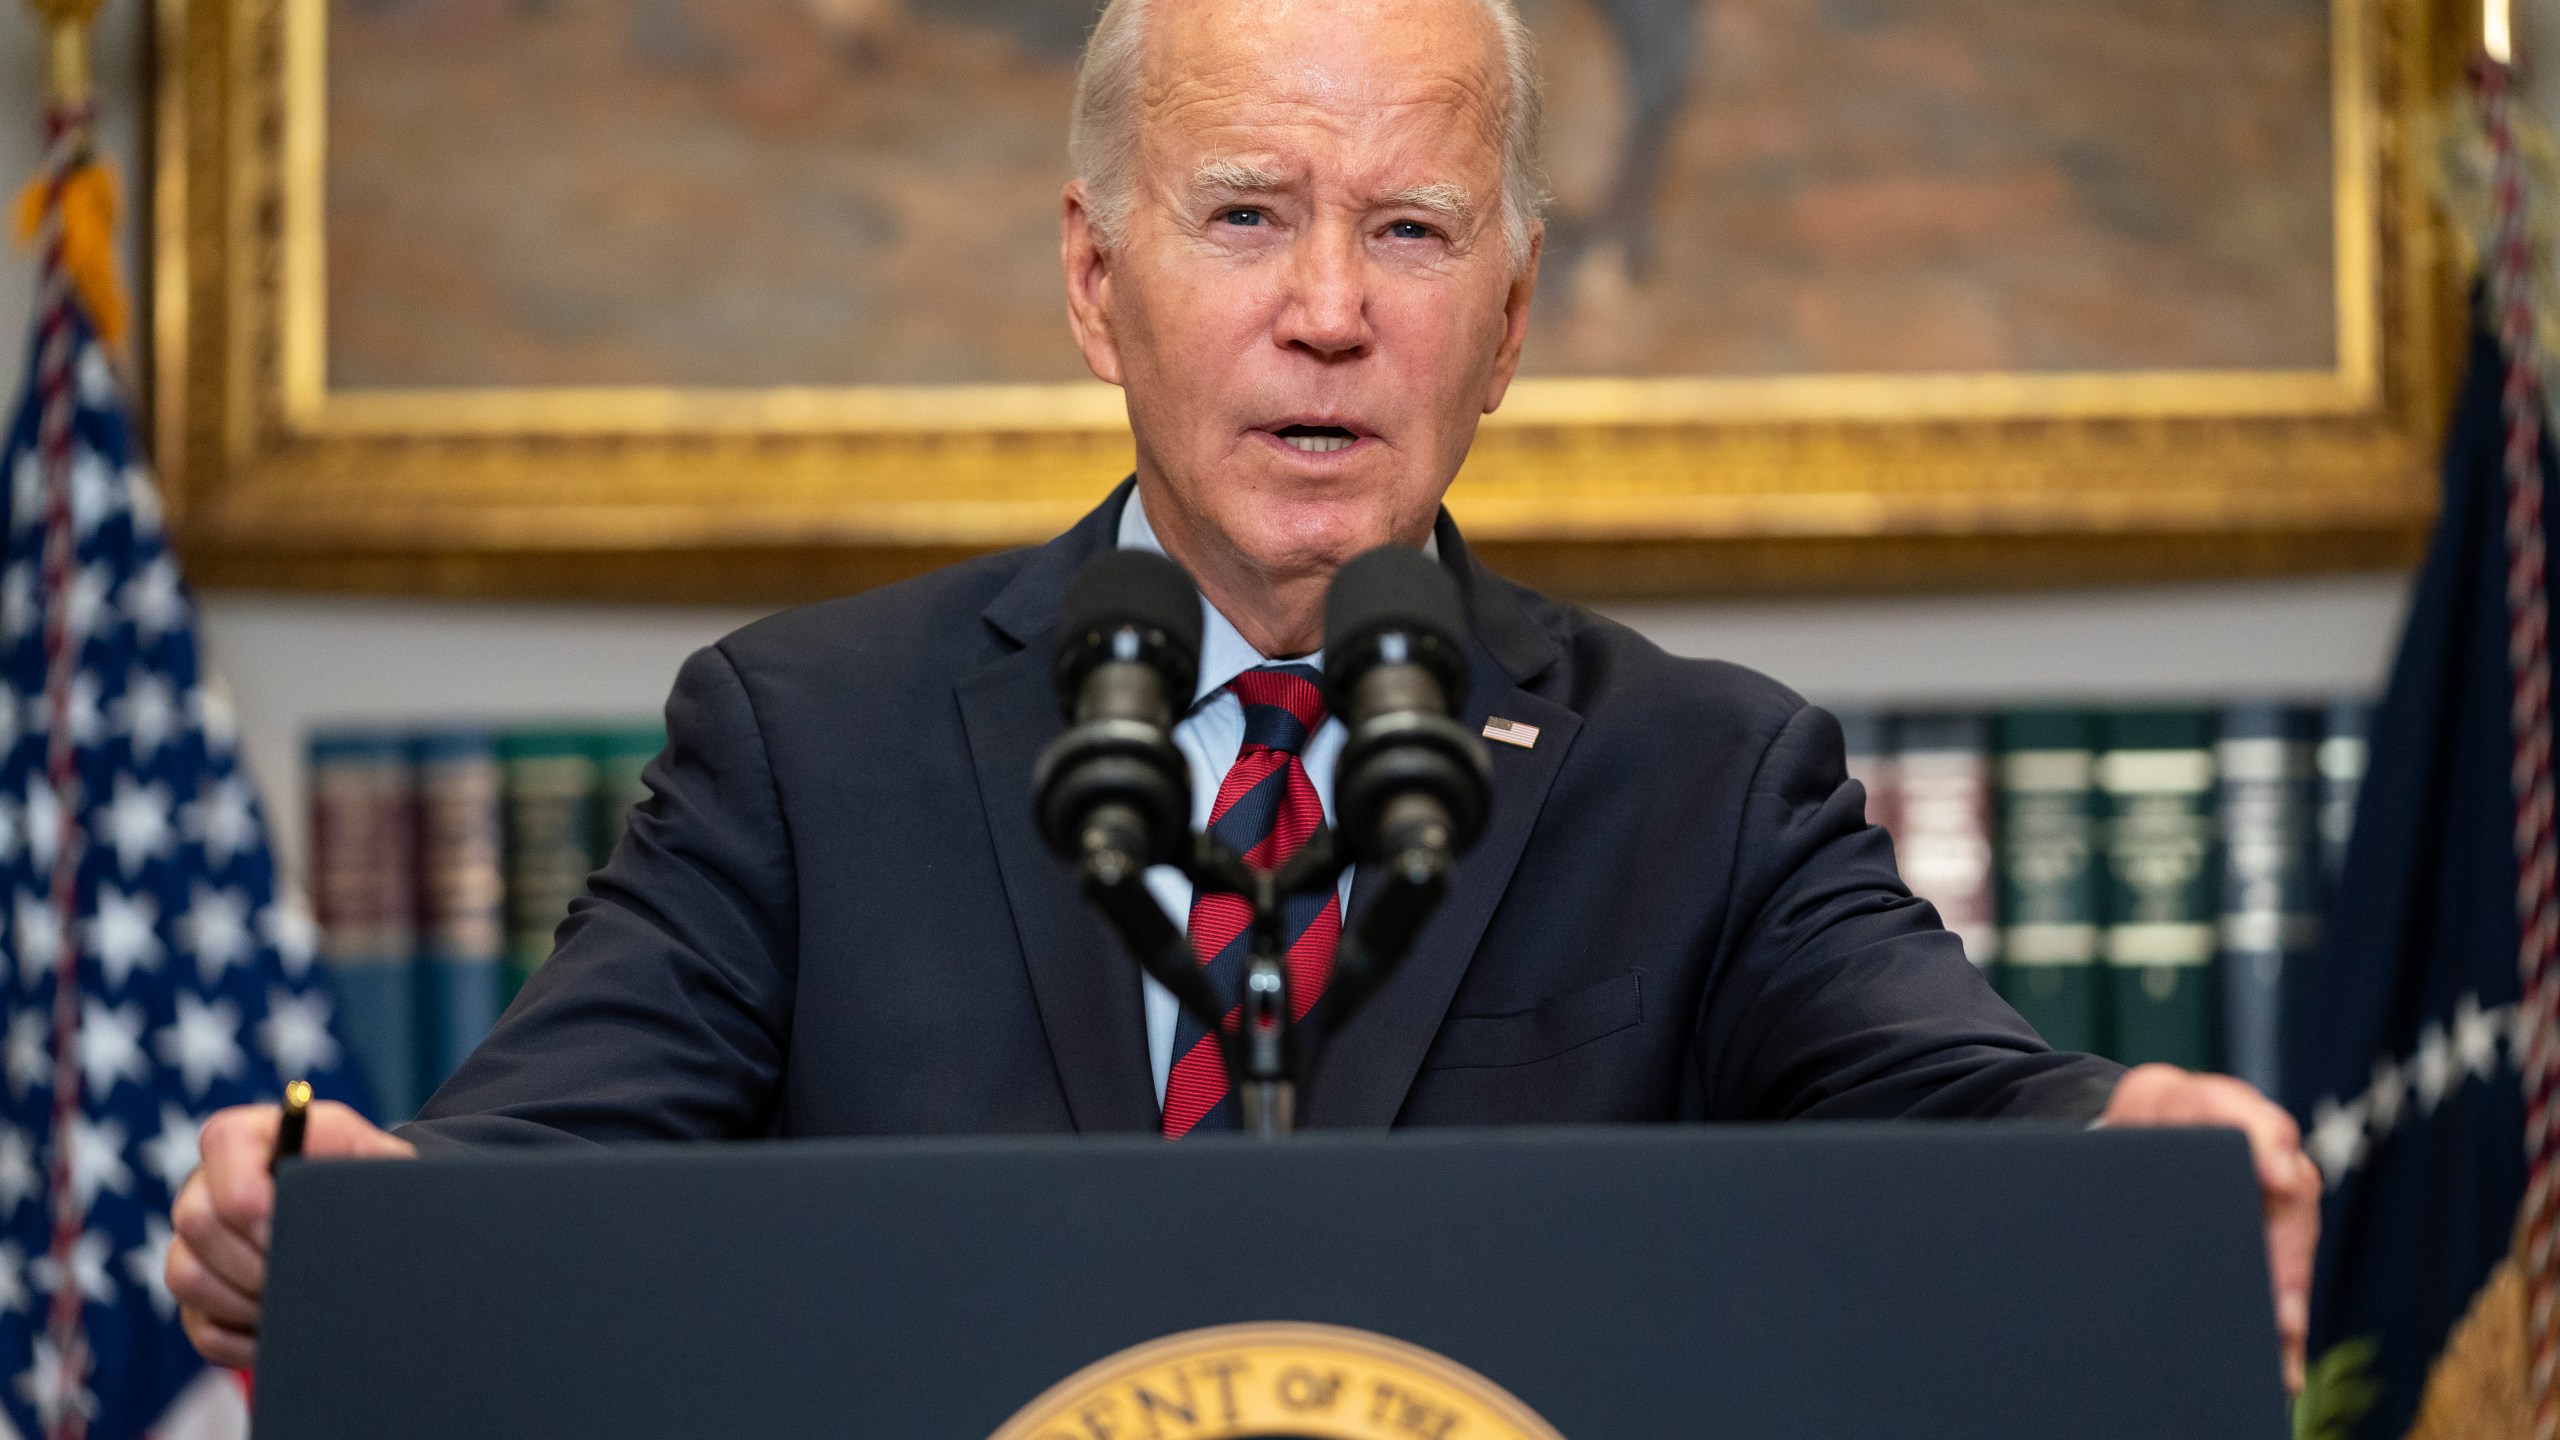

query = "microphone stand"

[{"left": 1071, "top": 819, "right": 1452, "bottom": 1139}]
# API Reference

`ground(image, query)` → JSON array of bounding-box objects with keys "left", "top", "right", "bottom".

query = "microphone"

[
  {"left": 1323, "top": 547, "right": 1492, "bottom": 875},
  {"left": 1032, "top": 550, "right": 1203, "bottom": 883}
]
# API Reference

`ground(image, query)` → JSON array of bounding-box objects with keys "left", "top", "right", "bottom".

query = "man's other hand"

[
  {"left": 166, "top": 1100, "right": 416, "bottom": 1366},
  {"left": 2099, "top": 1062, "right": 2321, "bottom": 1395}
]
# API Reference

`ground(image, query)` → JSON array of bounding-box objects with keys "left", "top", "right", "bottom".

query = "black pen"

[{"left": 269, "top": 1079, "right": 312, "bottom": 1175}]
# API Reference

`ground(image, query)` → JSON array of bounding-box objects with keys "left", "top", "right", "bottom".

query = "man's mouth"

[{"left": 1270, "top": 423, "right": 1362, "bottom": 455}]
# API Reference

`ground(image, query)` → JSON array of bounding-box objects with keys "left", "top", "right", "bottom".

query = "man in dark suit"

[{"left": 167, "top": 0, "right": 2320, "bottom": 1385}]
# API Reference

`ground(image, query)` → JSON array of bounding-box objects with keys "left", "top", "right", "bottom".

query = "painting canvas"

[
  {"left": 155, "top": 0, "right": 2439, "bottom": 602},
  {"left": 322, "top": 0, "right": 2338, "bottom": 392}
]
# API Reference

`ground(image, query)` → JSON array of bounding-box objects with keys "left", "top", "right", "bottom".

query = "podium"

[{"left": 252, "top": 1125, "right": 2286, "bottom": 1438}]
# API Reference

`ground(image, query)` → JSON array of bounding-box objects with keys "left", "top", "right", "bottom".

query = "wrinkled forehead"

[{"left": 1134, "top": 0, "right": 1509, "bottom": 175}]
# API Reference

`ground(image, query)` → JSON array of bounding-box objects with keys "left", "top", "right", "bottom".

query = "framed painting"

[{"left": 149, "top": 0, "right": 2467, "bottom": 601}]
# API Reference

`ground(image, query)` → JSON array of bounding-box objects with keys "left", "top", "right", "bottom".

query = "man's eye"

[
  {"left": 1221, "top": 208, "right": 1266, "bottom": 227},
  {"left": 1387, "top": 221, "right": 1436, "bottom": 240}
]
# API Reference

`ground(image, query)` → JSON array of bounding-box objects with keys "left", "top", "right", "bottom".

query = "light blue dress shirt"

[{"left": 1117, "top": 489, "right": 1436, "bottom": 1106}]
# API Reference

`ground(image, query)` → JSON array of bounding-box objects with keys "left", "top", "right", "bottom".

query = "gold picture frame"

[{"left": 150, "top": 0, "right": 2468, "bottom": 603}]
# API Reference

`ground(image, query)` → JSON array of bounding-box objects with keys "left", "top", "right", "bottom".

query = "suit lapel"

[
  {"left": 1307, "top": 519, "right": 1584, "bottom": 1128},
  {"left": 956, "top": 484, "right": 1160, "bottom": 1133},
  {"left": 955, "top": 488, "right": 1583, "bottom": 1133}
]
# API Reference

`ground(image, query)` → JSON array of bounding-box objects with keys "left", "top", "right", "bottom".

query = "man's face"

[{"left": 1063, "top": 0, "right": 1539, "bottom": 589}]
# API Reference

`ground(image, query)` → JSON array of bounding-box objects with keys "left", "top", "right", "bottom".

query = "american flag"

[{"left": 0, "top": 104, "right": 365, "bottom": 1440}]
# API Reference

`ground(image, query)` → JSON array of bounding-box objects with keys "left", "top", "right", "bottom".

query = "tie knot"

[{"left": 1228, "top": 663, "right": 1327, "bottom": 755}]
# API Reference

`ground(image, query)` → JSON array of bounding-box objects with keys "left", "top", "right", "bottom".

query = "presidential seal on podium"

[{"left": 986, "top": 1322, "right": 1567, "bottom": 1440}]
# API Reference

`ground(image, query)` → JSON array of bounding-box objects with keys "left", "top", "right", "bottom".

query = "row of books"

[
  {"left": 306, "top": 698, "right": 2374, "bottom": 1121},
  {"left": 309, "top": 723, "right": 664, "bottom": 1120},
  {"left": 1843, "top": 699, "right": 2373, "bottom": 1097}
]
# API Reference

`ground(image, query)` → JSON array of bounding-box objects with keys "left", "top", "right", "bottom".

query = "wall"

[{"left": 2, "top": 1, "right": 2418, "bottom": 874}]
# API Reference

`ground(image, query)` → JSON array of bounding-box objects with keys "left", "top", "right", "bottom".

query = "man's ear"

[
  {"left": 1062, "top": 182, "right": 1126, "bottom": 388},
  {"left": 1481, "top": 221, "right": 1542, "bottom": 414}
]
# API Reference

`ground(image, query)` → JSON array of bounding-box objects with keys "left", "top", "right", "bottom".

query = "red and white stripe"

[{"left": 28, "top": 95, "right": 98, "bottom": 1440}]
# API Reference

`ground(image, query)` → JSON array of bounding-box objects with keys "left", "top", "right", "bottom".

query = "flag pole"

[{"left": 20, "top": 3, "right": 104, "bottom": 1435}]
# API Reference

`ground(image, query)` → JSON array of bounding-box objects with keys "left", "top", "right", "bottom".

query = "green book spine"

[
  {"left": 1995, "top": 710, "right": 2104, "bottom": 1054},
  {"left": 594, "top": 723, "right": 667, "bottom": 866},
  {"left": 500, "top": 729, "right": 604, "bottom": 1002},
  {"left": 2098, "top": 708, "right": 2221, "bottom": 1069}
]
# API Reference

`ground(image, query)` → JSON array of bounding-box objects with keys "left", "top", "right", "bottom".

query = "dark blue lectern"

[{"left": 251, "top": 1125, "right": 2285, "bottom": 1439}]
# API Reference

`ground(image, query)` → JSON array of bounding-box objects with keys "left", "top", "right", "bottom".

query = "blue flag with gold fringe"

[{"left": 2288, "top": 302, "right": 2530, "bottom": 1440}]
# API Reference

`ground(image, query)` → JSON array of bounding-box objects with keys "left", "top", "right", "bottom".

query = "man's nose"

[{"left": 1274, "top": 225, "right": 1371, "bottom": 359}]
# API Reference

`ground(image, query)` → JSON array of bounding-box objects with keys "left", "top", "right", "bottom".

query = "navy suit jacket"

[{"left": 405, "top": 485, "right": 2122, "bottom": 1148}]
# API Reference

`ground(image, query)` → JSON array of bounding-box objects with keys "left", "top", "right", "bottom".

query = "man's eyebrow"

[
  {"left": 1380, "top": 181, "right": 1474, "bottom": 222},
  {"left": 1184, "top": 164, "right": 1476, "bottom": 225},
  {"left": 1190, "top": 158, "right": 1288, "bottom": 193}
]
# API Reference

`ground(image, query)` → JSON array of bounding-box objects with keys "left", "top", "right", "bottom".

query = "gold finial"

[{"left": 25, "top": 0, "right": 104, "bottom": 105}]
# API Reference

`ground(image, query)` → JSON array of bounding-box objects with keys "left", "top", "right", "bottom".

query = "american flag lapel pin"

[{"left": 1482, "top": 716, "right": 1540, "bottom": 749}]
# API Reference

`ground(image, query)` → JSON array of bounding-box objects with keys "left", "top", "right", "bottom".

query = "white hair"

[{"left": 1067, "top": 0, "right": 1547, "bottom": 275}]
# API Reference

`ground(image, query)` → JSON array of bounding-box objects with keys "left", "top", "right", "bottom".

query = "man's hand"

[
  {"left": 2099, "top": 1062, "right": 2321, "bottom": 1394},
  {"left": 166, "top": 1099, "right": 416, "bottom": 1366}
]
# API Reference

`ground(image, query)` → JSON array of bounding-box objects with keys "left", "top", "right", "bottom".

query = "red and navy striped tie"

[{"left": 1162, "top": 663, "right": 1341, "bottom": 1137}]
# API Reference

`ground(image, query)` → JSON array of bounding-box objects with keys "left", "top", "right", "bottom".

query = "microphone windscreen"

[
  {"left": 1055, "top": 549, "right": 1204, "bottom": 699},
  {"left": 1323, "top": 546, "right": 1469, "bottom": 705}
]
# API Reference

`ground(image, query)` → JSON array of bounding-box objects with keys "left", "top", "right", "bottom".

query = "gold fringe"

[
  {"left": 2408, "top": 1250, "right": 2530, "bottom": 1440},
  {"left": 10, "top": 161, "right": 127, "bottom": 346}
]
